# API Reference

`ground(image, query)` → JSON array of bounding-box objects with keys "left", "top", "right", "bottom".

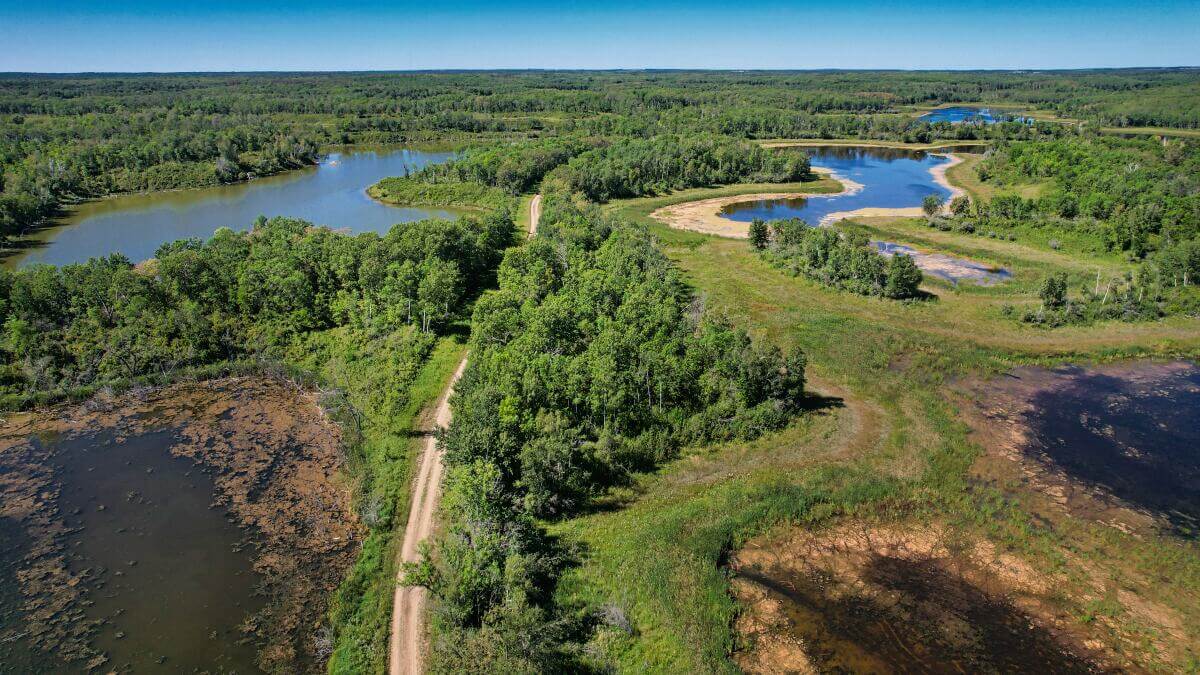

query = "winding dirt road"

[{"left": 389, "top": 196, "right": 541, "bottom": 675}]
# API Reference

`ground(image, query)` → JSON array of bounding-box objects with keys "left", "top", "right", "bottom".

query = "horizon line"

[{"left": 3, "top": 66, "right": 1200, "bottom": 76}]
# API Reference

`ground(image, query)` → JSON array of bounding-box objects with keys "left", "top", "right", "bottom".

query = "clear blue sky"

[{"left": 1, "top": 0, "right": 1197, "bottom": 72}]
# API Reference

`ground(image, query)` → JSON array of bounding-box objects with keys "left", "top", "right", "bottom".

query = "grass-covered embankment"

[{"left": 311, "top": 330, "right": 468, "bottom": 674}]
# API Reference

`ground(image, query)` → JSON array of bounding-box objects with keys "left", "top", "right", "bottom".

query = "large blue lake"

[
  {"left": 9, "top": 147, "right": 457, "bottom": 268},
  {"left": 719, "top": 146, "right": 964, "bottom": 226}
]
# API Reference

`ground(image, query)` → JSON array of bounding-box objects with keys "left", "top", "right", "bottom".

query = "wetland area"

[
  {"left": 0, "top": 378, "right": 362, "bottom": 673},
  {"left": 733, "top": 360, "right": 1200, "bottom": 673},
  {"left": 654, "top": 145, "right": 1011, "bottom": 285}
]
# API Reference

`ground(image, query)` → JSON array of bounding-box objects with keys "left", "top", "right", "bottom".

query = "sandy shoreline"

[
  {"left": 653, "top": 154, "right": 967, "bottom": 236},
  {"left": 648, "top": 168, "right": 860, "bottom": 238},
  {"left": 930, "top": 153, "right": 966, "bottom": 202}
]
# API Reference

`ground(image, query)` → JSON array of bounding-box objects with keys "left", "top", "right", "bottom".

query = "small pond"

[
  {"left": 919, "top": 106, "right": 1029, "bottom": 124},
  {"left": 0, "top": 379, "right": 357, "bottom": 673},
  {"left": 719, "top": 145, "right": 962, "bottom": 226},
  {"left": 0, "top": 425, "right": 263, "bottom": 673},
  {"left": 874, "top": 241, "right": 1012, "bottom": 285},
  {"left": 1019, "top": 362, "right": 1200, "bottom": 536}
]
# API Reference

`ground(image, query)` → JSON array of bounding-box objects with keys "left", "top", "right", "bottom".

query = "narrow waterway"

[{"left": 8, "top": 147, "right": 457, "bottom": 268}]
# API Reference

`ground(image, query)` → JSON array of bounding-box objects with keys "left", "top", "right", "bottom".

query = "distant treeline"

[
  {"left": 371, "top": 134, "right": 812, "bottom": 207},
  {"left": 546, "top": 135, "right": 812, "bottom": 201},
  {"left": 5, "top": 69, "right": 1198, "bottom": 242}
]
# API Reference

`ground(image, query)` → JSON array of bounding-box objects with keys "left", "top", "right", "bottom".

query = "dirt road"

[
  {"left": 529, "top": 193, "right": 542, "bottom": 238},
  {"left": 389, "top": 356, "right": 468, "bottom": 675},
  {"left": 388, "top": 195, "right": 541, "bottom": 674}
]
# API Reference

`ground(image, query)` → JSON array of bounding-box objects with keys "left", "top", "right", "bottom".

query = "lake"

[
  {"left": 719, "top": 145, "right": 964, "bottom": 226},
  {"left": 918, "top": 106, "right": 1029, "bottom": 124},
  {"left": 717, "top": 146, "right": 1011, "bottom": 284},
  {"left": 8, "top": 147, "right": 458, "bottom": 268}
]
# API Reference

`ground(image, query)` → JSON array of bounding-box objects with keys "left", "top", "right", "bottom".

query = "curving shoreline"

[
  {"left": 653, "top": 154, "right": 966, "bottom": 236},
  {"left": 648, "top": 168, "right": 860, "bottom": 238},
  {"left": 818, "top": 153, "right": 964, "bottom": 225}
]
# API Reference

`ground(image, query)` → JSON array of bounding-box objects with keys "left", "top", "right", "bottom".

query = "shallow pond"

[
  {"left": 0, "top": 378, "right": 358, "bottom": 673},
  {"left": 733, "top": 526, "right": 1103, "bottom": 673},
  {"left": 1016, "top": 362, "right": 1200, "bottom": 536},
  {"left": 0, "top": 425, "right": 262, "bottom": 673},
  {"left": 8, "top": 147, "right": 457, "bottom": 268},
  {"left": 719, "top": 145, "right": 961, "bottom": 226},
  {"left": 873, "top": 241, "right": 1012, "bottom": 285}
]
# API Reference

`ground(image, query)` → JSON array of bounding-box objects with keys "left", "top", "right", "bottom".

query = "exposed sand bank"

[
  {"left": 930, "top": 153, "right": 966, "bottom": 201},
  {"left": 648, "top": 168, "right": 861, "bottom": 238}
]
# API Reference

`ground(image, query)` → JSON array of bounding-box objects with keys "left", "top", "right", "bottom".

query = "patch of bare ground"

[
  {"left": 0, "top": 376, "right": 362, "bottom": 672},
  {"left": 731, "top": 523, "right": 1128, "bottom": 674}
]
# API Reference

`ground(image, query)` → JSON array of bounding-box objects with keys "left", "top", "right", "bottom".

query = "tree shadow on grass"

[{"left": 740, "top": 553, "right": 1099, "bottom": 674}]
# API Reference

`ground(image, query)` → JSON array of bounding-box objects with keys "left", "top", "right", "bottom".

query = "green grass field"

[{"left": 550, "top": 167, "right": 1200, "bottom": 672}]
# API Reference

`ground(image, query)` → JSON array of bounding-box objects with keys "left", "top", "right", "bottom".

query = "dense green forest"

[
  {"left": 408, "top": 191, "right": 807, "bottom": 671},
  {"left": 372, "top": 134, "right": 813, "bottom": 208},
  {"left": 546, "top": 136, "right": 811, "bottom": 201},
  {"left": 4, "top": 69, "right": 1198, "bottom": 243},
  {"left": 0, "top": 213, "right": 512, "bottom": 406},
  {"left": 0, "top": 211, "right": 516, "bottom": 673}
]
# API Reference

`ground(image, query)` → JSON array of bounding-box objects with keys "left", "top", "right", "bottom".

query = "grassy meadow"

[{"left": 541, "top": 174, "right": 1200, "bottom": 672}]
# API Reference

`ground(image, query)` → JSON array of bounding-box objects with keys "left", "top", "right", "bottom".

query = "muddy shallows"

[
  {"left": 731, "top": 527, "right": 1111, "bottom": 674},
  {"left": 961, "top": 361, "right": 1200, "bottom": 536},
  {"left": 0, "top": 377, "right": 363, "bottom": 673}
]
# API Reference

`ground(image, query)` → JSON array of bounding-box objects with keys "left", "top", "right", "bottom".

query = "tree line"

[
  {"left": 0, "top": 212, "right": 513, "bottom": 407},
  {"left": 8, "top": 70, "right": 1197, "bottom": 246},
  {"left": 546, "top": 135, "right": 812, "bottom": 202},
  {"left": 940, "top": 134, "right": 1200, "bottom": 318}
]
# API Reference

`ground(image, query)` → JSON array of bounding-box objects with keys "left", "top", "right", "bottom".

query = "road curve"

[
  {"left": 389, "top": 356, "right": 468, "bottom": 675},
  {"left": 388, "top": 195, "right": 541, "bottom": 675}
]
